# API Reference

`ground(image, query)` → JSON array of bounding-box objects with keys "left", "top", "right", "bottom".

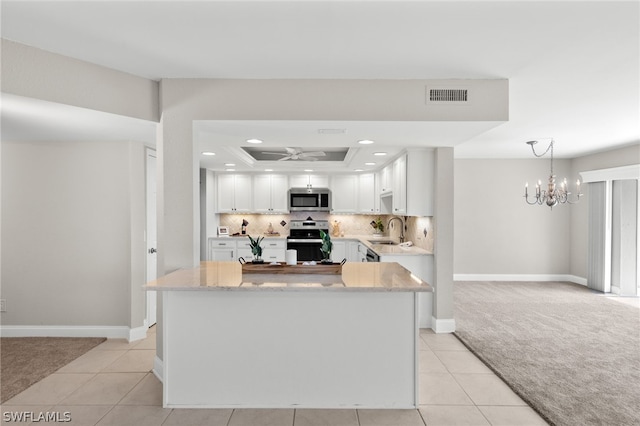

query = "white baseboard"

[
  {"left": 129, "top": 325, "right": 148, "bottom": 342},
  {"left": 153, "top": 356, "right": 164, "bottom": 382},
  {"left": 0, "top": 325, "right": 143, "bottom": 341},
  {"left": 454, "top": 274, "right": 587, "bottom": 286},
  {"left": 431, "top": 317, "right": 456, "bottom": 333}
]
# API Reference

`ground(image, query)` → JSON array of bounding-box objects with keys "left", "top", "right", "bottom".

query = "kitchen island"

[{"left": 145, "top": 261, "right": 431, "bottom": 409}]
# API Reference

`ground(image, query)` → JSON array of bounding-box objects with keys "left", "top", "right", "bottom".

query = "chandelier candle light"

[{"left": 524, "top": 139, "right": 582, "bottom": 209}]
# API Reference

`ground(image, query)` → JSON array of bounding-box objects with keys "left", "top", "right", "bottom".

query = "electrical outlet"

[{"left": 0, "top": 299, "right": 6, "bottom": 312}]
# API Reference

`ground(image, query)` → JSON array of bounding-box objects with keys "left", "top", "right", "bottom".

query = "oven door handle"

[{"left": 287, "top": 239, "right": 323, "bottom": 243}]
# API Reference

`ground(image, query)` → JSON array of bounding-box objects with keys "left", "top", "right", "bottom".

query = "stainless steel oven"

[{"left": 287, "top": 219, "right": 329, "bottom": 261}]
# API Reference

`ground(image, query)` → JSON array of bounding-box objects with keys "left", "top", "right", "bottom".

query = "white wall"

[
  {"left": 454, "top": 158, "right": 572, "bottom": 276},
  {"left": 1, "top": 40, "right": 159, "bottom": 122},
  {"left": 1, "top": 140, "right": 147, "bottom": 332},
  {"left": 454, "top": 145, "right": 640, "bottom": 280}
]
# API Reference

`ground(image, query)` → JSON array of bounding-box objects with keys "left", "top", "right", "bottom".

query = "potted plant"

[
  {"left": 319, "top": 229, "right": 333, "bottom": 264},
  {"left": 371, "top": 218, "right": 385, "bottom": 235},
  {"left": 247, "top": 235, "right": 264, "bottom": 263}
]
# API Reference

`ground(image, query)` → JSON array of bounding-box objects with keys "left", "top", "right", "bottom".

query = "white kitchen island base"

[{"left": 162, "top": 290, "right": 420, "bottom": 409}]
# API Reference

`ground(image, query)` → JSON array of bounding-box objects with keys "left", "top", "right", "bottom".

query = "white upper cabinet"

[
  {"left": 392, "top": 154, "right": 407, "bottom": 215},
  {"left": 406, "top": 149, "right": 434, "bottom": 217},
  {"left": 380, "top": 164, "right": 393, "bottom": 194},
  {"left": 358, "top": 173, "right": 377, "bottom": 214},
  {"left": 253, "top": 174, "right": 289, "bottom": 213},
  {"left": 330, "top": 175, "right": 358, "bottom": 213},
  {"left": 270, "top": 174, "right": 289, "bottom": 212},
  {"left": 290, "top": 174, "right": 329, "bottom": 188},
  {"left": 216, "top": 174, "right": 252, "bottom": 213}
]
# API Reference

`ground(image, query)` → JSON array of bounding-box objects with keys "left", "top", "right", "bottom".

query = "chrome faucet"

[{"left": 387, "top": 216, "right": 405, "bottom": 243}]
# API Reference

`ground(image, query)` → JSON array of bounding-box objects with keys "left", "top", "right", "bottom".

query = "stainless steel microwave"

[{"left": 288, "top": 188, "right": 331, "bottom": 212}]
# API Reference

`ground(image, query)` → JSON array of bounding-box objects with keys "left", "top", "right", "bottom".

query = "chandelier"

[{"left": 524, "top": 139, "right": 582, "bottom": 209}]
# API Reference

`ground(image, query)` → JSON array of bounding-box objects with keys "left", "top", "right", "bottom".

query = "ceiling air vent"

[{"left": 426, "top": 88, "right": 470, "bottom": 104}]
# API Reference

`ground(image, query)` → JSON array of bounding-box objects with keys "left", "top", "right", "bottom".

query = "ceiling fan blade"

[
  {"left": 299, "top": 151, "right": 326, "bottom": 157},
  {"left": 261, "top": 152, "right": 288, "bottom": 156},
  {"left": 285, "top": 147, "right": 300, "bottom": 155},
  {"left": 277, "top": 156, "right": 292, "bottom": 161}
]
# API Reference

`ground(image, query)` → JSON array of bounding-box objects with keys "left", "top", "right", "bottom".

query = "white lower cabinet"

[
  {"left": 209, "top": 239, "right": 236, "bottom": 261},
  {"left": 348, "top": 241, "right": 361, "bottom": 262},
  {"left": 331, "top": 241, "right": 347, "bottom": 263},
  {"left": 262, "top": 239, "right": 286, "bottom": 262},
  {"left": 356, "top": 243, "right": 368, "bottom": 262},
  {"left": 236, "top": 239, "right": 253, "bottom": 261},
  {"left": 209, "top": 237, "right": 286, "bottom": 262},
  {"left": 331, "top": 240, "right": 364, "bottom": 263}
]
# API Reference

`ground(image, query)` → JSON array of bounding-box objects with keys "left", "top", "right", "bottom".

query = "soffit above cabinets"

[{"left": 196, "top": 119, "right": 503, "bottom": 172}]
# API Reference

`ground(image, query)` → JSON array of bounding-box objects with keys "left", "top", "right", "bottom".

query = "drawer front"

[
  {"left": 263, "top": 239, "right": 286, "bottom": 249},
  {"left": 210, "top": 239, "right": 235, "bottom": 248},
  {"left": 237, "top": 240, "right": 252, "bottom": 249},
  {"left": 262, "top": 248, "right": 286, "bottom": 262}
]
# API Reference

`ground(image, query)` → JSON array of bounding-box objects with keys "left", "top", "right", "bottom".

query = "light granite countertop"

[
  {"left": 209, "top": 234, "right": 432, "bottom": 256},
  {"left": 334, "top": 234, "right": 433, "bottom": 256},
  {"left": 144, "top": 261, "right": 432, "bottom": 292}
]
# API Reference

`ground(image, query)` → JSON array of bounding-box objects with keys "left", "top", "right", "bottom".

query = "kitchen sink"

[{"left": 368, "top": 240, "right": 397, "bottom": 245}]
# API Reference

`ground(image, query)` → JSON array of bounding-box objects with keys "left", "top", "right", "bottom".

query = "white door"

[{"left": 146, "top": 150, "right": 157, "bottom": 327}]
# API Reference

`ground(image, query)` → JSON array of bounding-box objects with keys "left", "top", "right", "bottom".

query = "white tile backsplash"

[{"left": 219, "top": 213, "right": 434, "bottom": 252}]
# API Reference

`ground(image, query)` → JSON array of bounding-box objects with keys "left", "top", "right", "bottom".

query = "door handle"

[{"left": 148, "top": 248, "right": 157, "bottom": 254}]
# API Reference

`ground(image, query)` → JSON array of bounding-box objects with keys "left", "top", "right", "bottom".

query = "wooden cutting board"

[{"left": 242, "top": 262, "right": 343, "bottom": 275}]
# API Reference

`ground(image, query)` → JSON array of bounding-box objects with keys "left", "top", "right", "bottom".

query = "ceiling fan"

[{"left": 262, "top": 147, "right": 327, "bottom": 161}]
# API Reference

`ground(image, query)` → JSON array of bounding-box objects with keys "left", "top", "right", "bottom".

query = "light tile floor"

[{"left": 2, "top": 327, "right": 548, "bottom": 425}]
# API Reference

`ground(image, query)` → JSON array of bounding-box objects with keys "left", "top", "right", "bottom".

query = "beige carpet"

[
  {"left": 1, "top": 336, "right": 106, "bottom": 403},
  {"left": 453, "top": 281, "right": 640, "bottom": 426}
]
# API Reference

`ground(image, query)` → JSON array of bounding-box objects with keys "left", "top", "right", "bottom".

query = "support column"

[{"left": 432, "top": 147, "right": 455, "bottom": 333}]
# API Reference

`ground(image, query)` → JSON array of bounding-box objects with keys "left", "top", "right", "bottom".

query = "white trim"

[
  {"left": 431, "top": 317, "right": 456, "bottom": 333},
  {"left": 1, "top": 325, "right": 131, "bottom": 340},
  {"left": 611, "top": 286, "right": 621, "bottom": 295},
  {"left": 580, "top": 164, "right": 640, "bottom": 183},
  {"left": 129, "top": 325, "right": 148, "bottom": 342},
  {"left": 454, "top": 274, "right": 587, "bottom": 285},
  {"left": 153, "top": 356, "right": 164, "bottom": 383}
]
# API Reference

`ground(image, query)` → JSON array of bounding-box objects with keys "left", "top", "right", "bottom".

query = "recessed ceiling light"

[
  {"left": 354, "top": 169, "right": 364, "bottom": 172},
  {"left": 265, "top": 169, "right": 273, "bottom": 172},
  {"left": 246, "top": 138, "right": 263, "bottom": 144},
  {"left": 224, "top": 163, "right": 236, "bottom": 167},
  {"left": 358, "top": 140, "right": 374, "bottom": 145},
  {"left": 202, "top": 151, "right": 216, "bottom": 156},
  {"left": 304, "top": 169, "right": 313, "bottom": 172},
  {"left": 226, "top": 168, "right": 236, "bottom": 172},
  {"left": 373, "top": 152, "right": 387, "bottom": 156},
  {"left": 365, "top": 162, "right": 376, "bottom": 166}
]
